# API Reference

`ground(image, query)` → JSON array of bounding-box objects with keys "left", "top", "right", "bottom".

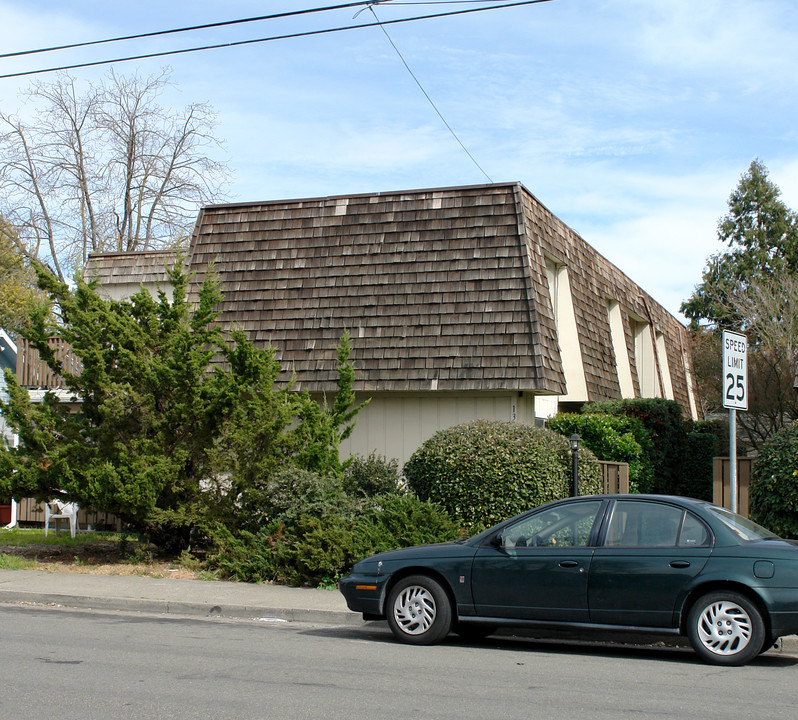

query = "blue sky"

[{"left": 1, "top": 0, "right": 797, "bottom": 318}]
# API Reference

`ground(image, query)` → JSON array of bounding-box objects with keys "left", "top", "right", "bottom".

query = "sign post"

[{"left": 722, "top": 330, "right": 748, "bottom": 513}]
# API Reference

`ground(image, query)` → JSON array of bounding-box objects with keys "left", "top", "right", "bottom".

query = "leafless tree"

[{"left": 0, "top": 69, "right": 228, "bottom": 281}]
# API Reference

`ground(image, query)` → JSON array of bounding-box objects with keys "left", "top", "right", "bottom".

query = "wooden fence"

[
  {"left": 598, "top": 460, "right": 630, "bottom": 494},
  {"left": 10, "top": 497, "right": 124, "bottom": 532},
  {"left": 15, "top": 337, "right": 82, "bottom": 389},
  {"left": 712, "top": 457, "right": 753, "bottom": 518}
]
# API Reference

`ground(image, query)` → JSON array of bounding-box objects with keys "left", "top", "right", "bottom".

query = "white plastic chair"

[{"left": 44, "top": 500, "right": 79, "bottom": 538}]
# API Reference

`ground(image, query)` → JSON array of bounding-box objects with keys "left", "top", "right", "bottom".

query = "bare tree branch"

[{"left": 0, "top": 69, "right": 229, "bottom": 278}]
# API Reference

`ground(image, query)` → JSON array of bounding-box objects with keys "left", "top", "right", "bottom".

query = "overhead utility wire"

[
  {"left": 0, "top": 1, "right": 524, "bottom": 60},
  {"left": 368, "top": 5, "right": 493, "bottom": 183},
  {"left": 0, "top": 0, "right": 554, "bottom": 80},
  {"left": 0, "top": 1, "right": 377, "bottom": 60}
]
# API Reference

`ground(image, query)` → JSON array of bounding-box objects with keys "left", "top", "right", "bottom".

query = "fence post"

[
  {"left": 712, "top": 457, "right": 752, "bottom": 517},
  {"left": 599, "top": 461, "right": 630, "bottom": 494}
]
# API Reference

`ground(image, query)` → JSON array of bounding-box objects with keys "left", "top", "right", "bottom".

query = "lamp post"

[{"left": 569, "top": 433, "right": 581, "bottom": 497}]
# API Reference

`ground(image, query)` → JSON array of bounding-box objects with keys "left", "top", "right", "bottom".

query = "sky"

[{"left": 1, "top": 0, "right": 797, "bottom": 319}]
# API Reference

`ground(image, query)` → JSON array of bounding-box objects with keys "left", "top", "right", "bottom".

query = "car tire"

[
  {"left": 686, "top": 591, "right": 766, "bottom": 666},
  {"left": 386, "top": 575, "right": 452, "bottom": 645}
]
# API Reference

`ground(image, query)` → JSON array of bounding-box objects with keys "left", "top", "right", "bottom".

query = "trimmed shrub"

[
  {"left": 342, "top": 452, "right": 402, "bottom": 498},
  {"left": 402, "top": 420, "right": 602, "bottom": 530},
  {"left": 547, "top": 412, "right": 652, "bottom": 493},
  {"left": 750, "top": 422, "right": 798, "bottom": 538}
]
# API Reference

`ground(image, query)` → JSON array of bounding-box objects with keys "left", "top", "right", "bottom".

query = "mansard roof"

[{"left": 183, "top": 182, "right": 693, "bottom": 411}]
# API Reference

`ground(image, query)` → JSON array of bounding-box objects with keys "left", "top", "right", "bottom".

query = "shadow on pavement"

[{"left": 303, "top": 623, "right": 798, "bottom": 668}]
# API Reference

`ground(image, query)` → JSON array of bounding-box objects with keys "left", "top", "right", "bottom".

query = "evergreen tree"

[
  {"left": 682, "top": 160, "right": 798, "bottom": 448},
  {"left": 0, "top": 261, "right": 365, "bottom": 549},
  {"left": 0, "top": 216, "right": 42, "bottom": 333},
  {"left": 681, "top": 159, "right": 798, "bottom": 327}
]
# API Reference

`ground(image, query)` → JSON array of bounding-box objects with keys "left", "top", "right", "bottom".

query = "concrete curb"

[
  {"left": 0, "top": 590, "right": 359, "bottom": 625},
  {"left": 0, "top": 569, "right": 359, "bottom": 625}
]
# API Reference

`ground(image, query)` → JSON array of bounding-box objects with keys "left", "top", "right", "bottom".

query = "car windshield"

[{"left": 706, "top": 506, "right": 780, "bottom": 542}]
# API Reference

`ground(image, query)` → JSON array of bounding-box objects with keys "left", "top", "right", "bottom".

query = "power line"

[
  {"left": 0, "top": 2, "right": 377, "bottom": 60},
  {"left": 0, "top": 0, "right": 554, "bottom": 80},
  {"left": 0, "top": 2, "right": 528, "bottom": 60},
  {"left": 368, "top": 6, "right": 493, "bottom": 182}
]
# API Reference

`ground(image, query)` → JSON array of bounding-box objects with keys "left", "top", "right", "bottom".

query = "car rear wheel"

[
  {"left": 686, "top": 591, "right": 765, "bottom": 666},
  {"left": 386, "top": 575, "right": 452, "bottom": 645}
]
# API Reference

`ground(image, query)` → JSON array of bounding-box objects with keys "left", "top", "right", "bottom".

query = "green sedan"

[{"left": 339, "top": 494, "right": 798, "bottom": 666}]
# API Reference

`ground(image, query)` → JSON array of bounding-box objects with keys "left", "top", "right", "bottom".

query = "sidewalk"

[{"left": 0, "top": 569, "right": 358, "bottom": 625}]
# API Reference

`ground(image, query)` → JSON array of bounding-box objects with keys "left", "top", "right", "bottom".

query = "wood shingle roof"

[
  {"left": 87, "top": 182, "right": 694, "bottom": 415},
  {"left": 188, "top": 184, "right": 567, "bottom": 394},
  {"left": 186, "top": 182, "right": 692, "bottom": 413}
]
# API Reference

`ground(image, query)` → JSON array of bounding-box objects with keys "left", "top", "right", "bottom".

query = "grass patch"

[
  {"left": 0, "top": 527, "right": 126, "bottom": 547},
  {"left": 0, "top": 554, "right": 38, "bottom": 570},
  {"left": 0, "top": 527, "right": 205, "bottom": 579}
]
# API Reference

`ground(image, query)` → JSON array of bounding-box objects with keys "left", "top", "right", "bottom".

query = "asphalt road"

[{"left": 2, "top": 605, "right": 797, "bottom": 720}]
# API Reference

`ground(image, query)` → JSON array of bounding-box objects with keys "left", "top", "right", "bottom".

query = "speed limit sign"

[{"left": 722, "top": 330, "right": 747, "bottom": 410}]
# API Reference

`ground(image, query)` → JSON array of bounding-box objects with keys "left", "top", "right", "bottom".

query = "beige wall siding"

[{"left": 339, "top": 392, "right": 537, "bottom": 468}]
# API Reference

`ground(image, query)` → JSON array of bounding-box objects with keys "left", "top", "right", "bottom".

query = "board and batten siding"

[{"left": 337, "top": 391, "right": 537, "bottom": 468}]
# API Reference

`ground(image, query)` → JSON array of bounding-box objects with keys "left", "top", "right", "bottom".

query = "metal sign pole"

[
  {"left": 729, "top": 408, "right": 737, "bottom": 512},
  {"left": 722, "top": 330, "right": 746, "bottom": 515}
]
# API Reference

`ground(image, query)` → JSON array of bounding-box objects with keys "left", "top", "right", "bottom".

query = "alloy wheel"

[
  {"left": 695, "top": 599, "right": 753, "bottom": 656},
  {"left": 392, "top": 585, "right": 437, "bottom": 636}
]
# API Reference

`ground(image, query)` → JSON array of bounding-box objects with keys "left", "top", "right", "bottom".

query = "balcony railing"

[{"left": 15, "top": 337, "right": 83, "bottom": 389}]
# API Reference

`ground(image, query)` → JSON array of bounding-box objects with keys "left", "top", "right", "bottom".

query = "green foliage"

[
  {"left": 285, "top": 332, "right": 370, "bottom": 479},
  {"left": 0, "top": 554, "right": 38, "bottom": 570},
  {"left": 579, "top": 398, "right": 722, "bottom": 500},
  {"left": 681, "top": 159, "right": 798, "bottom": 328},
  {"left": 207, "top": 495, "right": 459, "bottom": 586},
  {"left": 0, "top": 216, "right": 42, "bottom": 333},
  {"left": 351, "top": 495, "right": 461, "bottom": 557},
  {"left": 548, "top": 412, "right": 652, "bottom": 493},
  {"left": 681, "top": 161, "right": 798, "bottom": 450},
  {"left": 254, "top": 466, "right": 357, "bottom": 528},
  {"left": 0, "top": 262, "right": 366, "bottom": 551},
  {"left": 331, "top": 330, "right": 370, "bottom": 445},
  {"left": 402, "top": 420, "right": 602, "bottom": 530},
  {"left": 582, "top": 398, "right": 687, "bottom": 496},
  {"left": 750, "top": 423, "right": 798, "bottom": 538},
  {"left": 342, "top": 452, "right": 402, "bottom": 498},
  {"left": 681, "top": 420, "right": 726, "bottom": 501}
]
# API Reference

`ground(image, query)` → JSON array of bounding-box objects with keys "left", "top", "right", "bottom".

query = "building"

[
  {"left": 89, "top": 182, "right": 699, "bottom": 467},
  {"left": 0, "top": 327, "right": 17, "bottom": 448}
]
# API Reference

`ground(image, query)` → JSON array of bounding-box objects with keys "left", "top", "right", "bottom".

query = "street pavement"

[{"left": 1, "top": 568, "right": 797, "bottom": 656}]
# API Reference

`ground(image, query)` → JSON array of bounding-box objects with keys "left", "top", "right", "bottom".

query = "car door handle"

[
  {"left": 559, "top": 560, "right": 579, "bottom": 568},
  {"left": 670, "top": 560, "right": 691, "bottom": 568}
]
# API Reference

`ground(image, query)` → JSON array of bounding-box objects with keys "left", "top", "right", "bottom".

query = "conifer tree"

[{"left": 0, "top": 261, "right": 365, "bottom": 549}]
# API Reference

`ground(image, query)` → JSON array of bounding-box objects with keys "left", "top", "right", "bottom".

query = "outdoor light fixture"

[{"left": 569, "top": 433, "right": 581, "bottom": 497}]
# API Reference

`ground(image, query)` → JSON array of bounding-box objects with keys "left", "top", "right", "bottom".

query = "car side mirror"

[{"left": 491, "top": 532, "right": 504, "bottom": 548}]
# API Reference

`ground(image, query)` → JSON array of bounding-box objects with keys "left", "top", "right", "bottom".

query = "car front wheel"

[
  {"left": 686, "top": 591, "right": 766, "bottom": 666},
  {"left": 386, "top": 575, "right": 452, "bottom": 645}
]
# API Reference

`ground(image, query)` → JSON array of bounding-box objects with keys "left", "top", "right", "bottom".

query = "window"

[
  {"left": 605, "top": 501, "right": 710, "bottom": 548},
  {"left": 501, "top": 501, "right": 602, "bottom": 549}
]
